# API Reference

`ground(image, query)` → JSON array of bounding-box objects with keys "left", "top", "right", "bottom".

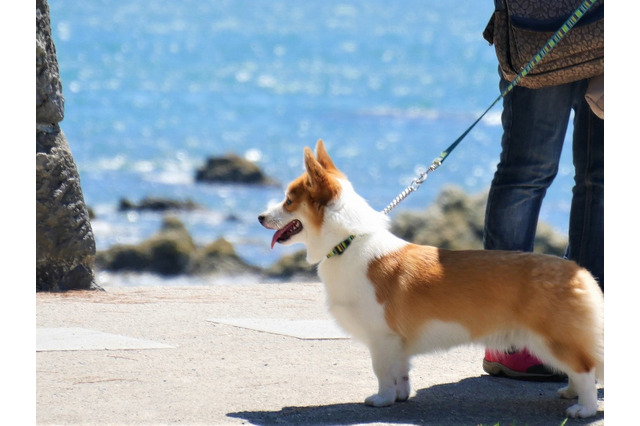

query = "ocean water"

[{"left": 49, "top": 0, "right": 575, "bottom": 283}]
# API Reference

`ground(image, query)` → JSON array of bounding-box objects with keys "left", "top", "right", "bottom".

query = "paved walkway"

[{"left": 36, "top": 283, "right": 604, "bottom": 425}]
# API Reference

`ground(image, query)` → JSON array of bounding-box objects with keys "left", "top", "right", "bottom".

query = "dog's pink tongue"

[{"left": 270, "top": 228, "right": 287, "bottom": 249}]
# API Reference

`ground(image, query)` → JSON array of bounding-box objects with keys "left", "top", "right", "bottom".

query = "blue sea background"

[{"left": 49, "top": 0, "right": 575, "bottom": 286}]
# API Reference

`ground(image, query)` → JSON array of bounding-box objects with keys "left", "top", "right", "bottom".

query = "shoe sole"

[{"left": 482, "top": 359, "right": 568, "bottom": 382}]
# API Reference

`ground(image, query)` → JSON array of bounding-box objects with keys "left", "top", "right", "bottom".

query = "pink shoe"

[{"left": 483, "top": 348, "right": 567, "bottom": 382}]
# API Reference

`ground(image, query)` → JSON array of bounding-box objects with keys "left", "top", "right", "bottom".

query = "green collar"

[{"left": 326, "top": 235, "right": 356, "bottom": 259}]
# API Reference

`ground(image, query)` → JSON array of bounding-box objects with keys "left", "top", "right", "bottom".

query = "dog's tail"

[
  {"left": 594, "top": 281, "right": 604, "bottom": 386},
  {"left": 585, "top": 270, "right": 604, "bottom": 386}
]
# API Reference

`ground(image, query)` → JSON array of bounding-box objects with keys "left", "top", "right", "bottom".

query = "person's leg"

[
  {"left": 566, "top": 89, "right": 604, "bottom": 290},
  {"left": 483, "top": 77, "right": 578, "bottom": 381},
  {"left": 484, "top": 77, "right": 575, "bottom": 252}
]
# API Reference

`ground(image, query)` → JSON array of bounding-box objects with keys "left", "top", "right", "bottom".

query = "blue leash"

[{"left": 382, "top": 0, "right": 598, "bottom": 215}]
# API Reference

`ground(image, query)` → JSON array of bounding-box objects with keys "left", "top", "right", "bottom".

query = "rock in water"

[{"left": 195, "top": 153, "right": 277, "bottom": 185}]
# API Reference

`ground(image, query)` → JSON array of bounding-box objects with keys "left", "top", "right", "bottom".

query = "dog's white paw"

[
  {"left": 557, "top": 385, "right": 578, "bottom": 399},
  {"left": 364, "top": 391, "right": 395, "bottom": 407},
  {"left": 566, "top": 402, "right": 597, "bottom": 418}
]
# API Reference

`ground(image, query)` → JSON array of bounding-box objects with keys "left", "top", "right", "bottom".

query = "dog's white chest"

[{"left": 318, "top": 257, "right": 391, "bottom": 343}]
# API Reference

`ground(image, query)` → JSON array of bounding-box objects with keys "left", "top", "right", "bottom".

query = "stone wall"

[{"left": 36, "top": 0, "right": 98, "bottom": 291}]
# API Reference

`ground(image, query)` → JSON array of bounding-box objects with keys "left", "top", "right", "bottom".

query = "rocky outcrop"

[
  {"left": 96, "top": 217, "right": 259, "bottom": 276},
  {"left": 96, "top": 216, "right": 196, "bottom": 276},
  {"left": 189, "top": 238, "right": 260, "bottom": 276},
  {"left": 195, "top": 153, "right": 277, "bottom": 185},
  {"left": 391, "top": 185, "right": 567, "bottom": 256},
  {"left": 36, "top": 0, "right": 98, "bottom": 291},
  {"left": 118, "top": 197, "right": 201, "bottom": 212},
  {"left": 95, "top": 187, "right": 569, "bottom": 281},
  {"left": 264, "top": 250, "right": 316, "bottom": 280}
]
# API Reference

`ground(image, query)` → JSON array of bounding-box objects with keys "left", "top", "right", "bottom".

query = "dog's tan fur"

[{"left": 368, "top": 244, "right": 601, "bottom": 375}]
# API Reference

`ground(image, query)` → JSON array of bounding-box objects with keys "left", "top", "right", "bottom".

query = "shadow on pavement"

[{"left": 228, "top": 376, "right": 604, "bottom": 426}]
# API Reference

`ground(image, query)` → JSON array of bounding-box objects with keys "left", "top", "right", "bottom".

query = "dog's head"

[{"left": 258, "top": 139, "right": 348, "bottom": 263}]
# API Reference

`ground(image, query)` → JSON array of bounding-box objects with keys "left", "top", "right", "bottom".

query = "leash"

[{"left": 381, "top": 0, "right": 598, "bottom": 215}]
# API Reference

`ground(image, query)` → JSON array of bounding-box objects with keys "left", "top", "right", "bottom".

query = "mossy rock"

[
  {"left": 265, "top": 250, "right": 316, "bottom": 279},
  {"left": 118, "top": 197, "right": 200, "bottom": 212},
  {"left": 391, "top": 185, "right": 567, "bottom": 256},
  {"left": 391, "top": 186, "right": 486, "bottom": 250},
  {"left": 189, "top": 237, "right": 260, "bottom": 275},
  {"left": 195, "top": 153, "right": 277, "bottom": 185},
  {"left": 96, "top": 217, "right": 261, "bottom": 277},
  {"left": 96, "top": 216, "right": 197, "bottom": 276}
]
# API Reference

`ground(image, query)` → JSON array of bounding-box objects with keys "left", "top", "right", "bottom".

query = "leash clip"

[
  {"left": 411, "top": 160, "right": 440, "bottom": 190},
  {"left": 383, "top": 160, "right": 442, "bottom": 215}
]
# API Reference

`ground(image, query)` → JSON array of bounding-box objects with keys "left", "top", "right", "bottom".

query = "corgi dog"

[{"left": 258, "top": 140, "right": 604, "bottom": 418}]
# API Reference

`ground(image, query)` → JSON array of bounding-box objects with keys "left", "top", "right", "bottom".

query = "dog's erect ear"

[
  {"left": 304, "top": 146, "right": 340, "bottom": 204},
  {"left": 304, "top": 146, "right": 326, "bottom": 187},
  {"left": 315, "top": 139, "right": 339, "bottom": 173}
]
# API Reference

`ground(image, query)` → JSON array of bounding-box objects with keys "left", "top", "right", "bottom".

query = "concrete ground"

[{"left": 36, "top": 283, "right": 604, "bottom": 425}]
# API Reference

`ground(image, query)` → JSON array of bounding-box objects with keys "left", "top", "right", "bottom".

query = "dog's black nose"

[{"left": 258, "top": 215, "right": 265, "bottom": 225}]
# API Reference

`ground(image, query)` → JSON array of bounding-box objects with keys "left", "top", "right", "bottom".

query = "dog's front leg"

[{"left": 364, "top": 336, "right": 410, "bottom": 407}]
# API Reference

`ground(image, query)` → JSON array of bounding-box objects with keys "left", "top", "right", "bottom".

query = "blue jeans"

[{"left": 483, "top": 75, "right": 604, "bottom": 290}]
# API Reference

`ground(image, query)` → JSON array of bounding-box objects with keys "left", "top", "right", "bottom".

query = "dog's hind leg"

[
  {"left": 562, "top": 370, "right": 598, "bottom": 418},
  {"left": 557, "top": 378, "right": 579, "bottom": 399},
  {"left": 364, "top": 335, "right": 410, "bottom": 407},
  {"left": 532, "top": 341, "right": 599, "bottom": 418}
]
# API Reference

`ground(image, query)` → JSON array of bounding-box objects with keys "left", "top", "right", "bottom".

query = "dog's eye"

[{"left": 285, "top": 198, "right": 292, "bottom": 206}]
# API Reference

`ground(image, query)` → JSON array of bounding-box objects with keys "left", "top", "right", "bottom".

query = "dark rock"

[
  {"left": 36, "top": 0, "right": 64, "bottom": 124},
  {"left": 265, "top": 250, "right": 316, "bottom": 279},
  {"left": 391, "top": 185, "right": 567, "bottom": 256},
  {"left": 96, "top": 245, "right": 151, "bottom": 273},
  {"left": 391, "top": 186, "right": 486, "bottom": 251},
  {"left": 36, "top": 0, "right": 98, "bottom": 291},
  {"left": 118, "top": 197, "right": 200, "bottom": 212},
  {"left": 96, "top": 216, "right": 196, "bottom": 276},
  {"left": 96, "top": 217, "right": 258, "bottom": 277},
  {"left": 189, "top": 238, "right": 260, "bottom": 275},
  {"left": 195, "top": 153, "right": 277, "bottom": 185},
  {"left": 225, "top": 214, "right": 241, "bottom": 222},
  {"left": 146, "top": 226, "right": 196, "bottom": 276},
  {"left": 36, "top": 133, "right": 97, "bottom": 292}
]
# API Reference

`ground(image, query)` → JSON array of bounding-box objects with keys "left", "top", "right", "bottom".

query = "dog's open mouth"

[{"left": 270, "top": 220, "right": 303, "bottom": 249}]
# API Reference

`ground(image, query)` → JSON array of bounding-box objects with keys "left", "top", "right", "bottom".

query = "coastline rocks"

[
  {"left": 195, "top": 153, "right": 277, "bottom": 185},
  {"left": 264, "top": 250, "right": 316, "bottom": 280},
  {"left": 96, "top": 216, "right": 196, "bottom": 276},
  {"left": 119, "top": 197, "right": 200, "bottom": 212},
  {"left": 95, "top": 186, "right": 569, "bottom": 281},
  {"left": 189, "top": 238, "right": 260, "bottom": 276},
  {"left": 96, "top": 216, "right": 258, "bottom": 276},
  {"left": 391, "top": 185, "right": 567, "bottom": 256},
  {"left": 391, "top": 185, "right": 486, "bottom": 251}
]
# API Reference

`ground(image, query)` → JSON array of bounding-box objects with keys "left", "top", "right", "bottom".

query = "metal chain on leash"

[
  {"left": 381, "top": 0, "right": 598, "bottom": 215},
  {"left": 381, "top": 161, "right": 440, "bottom": 215}
]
